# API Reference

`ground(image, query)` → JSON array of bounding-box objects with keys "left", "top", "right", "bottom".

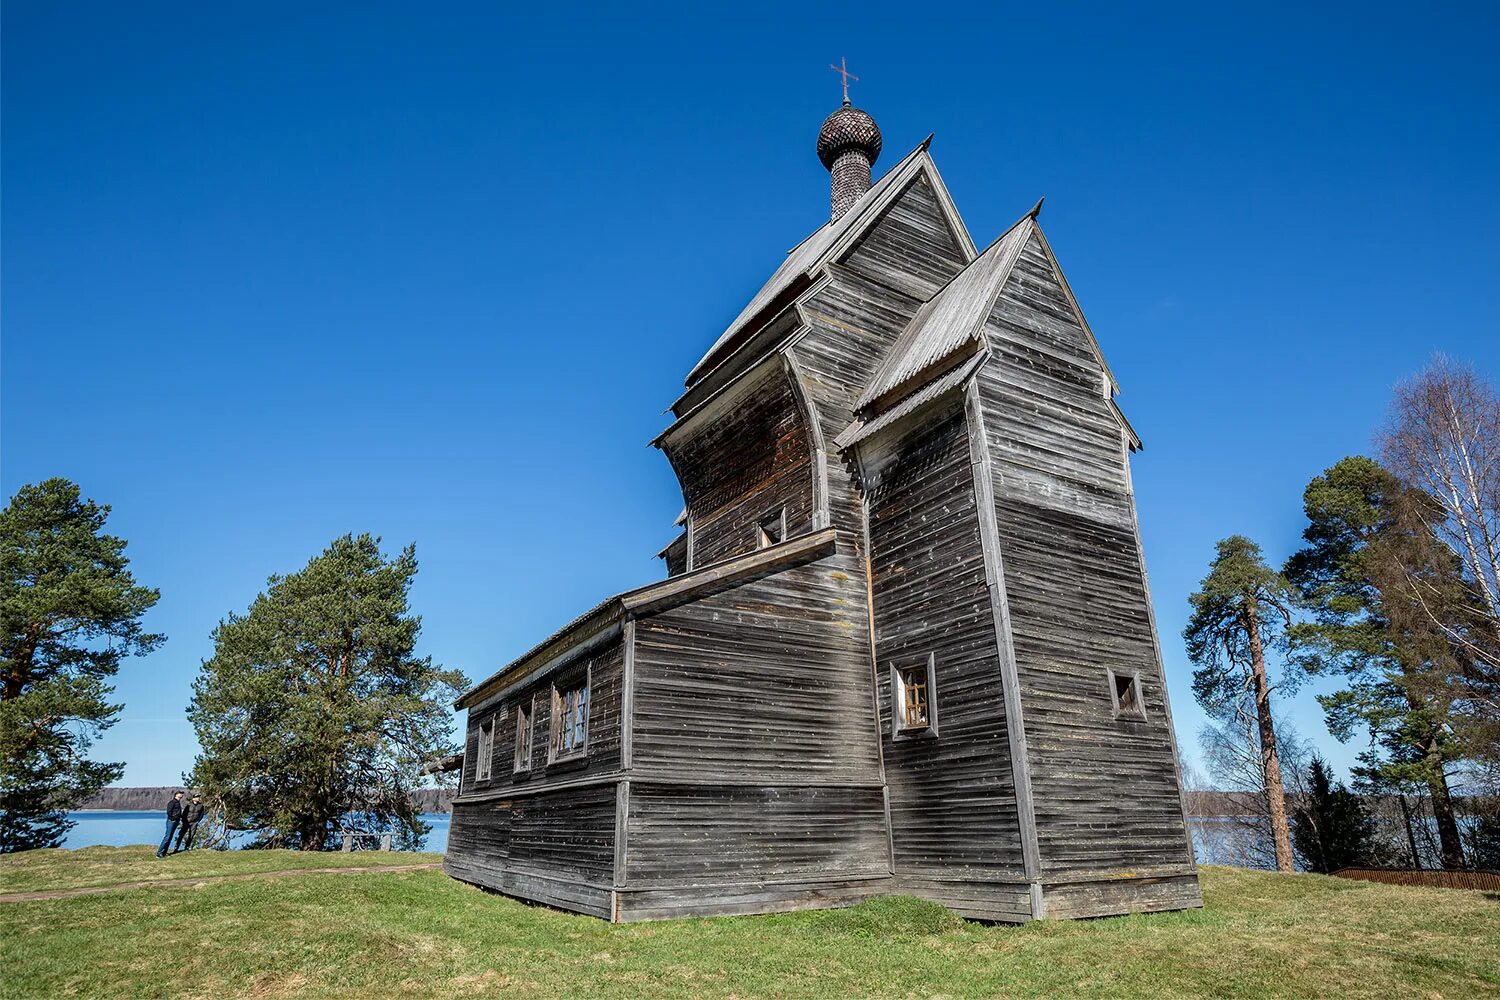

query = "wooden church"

[{"left": 444, "top": 83, "right": 1202, "bottom": 923}]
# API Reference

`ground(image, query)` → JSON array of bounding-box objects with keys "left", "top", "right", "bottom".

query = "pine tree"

[
  {"left": 1292, "top": 756, "right": 1383, "bottom": 873},
  {"left": 1465, "top": 808, "right": 1500, "bottom": 869},
  {"left": 1284, "top": 456, "right": 1469, "bottom": 868},
  {"left": 0, "top": 479, "right": 163, "bottom": 851},
  {"left": 188, "top": 534, "right": 467, "bottom": 849},
  {"left": 1185, "top": 536, "right": 1300, "bottom": 872}
]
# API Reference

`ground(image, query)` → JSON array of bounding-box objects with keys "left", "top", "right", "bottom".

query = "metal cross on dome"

[{"left": 829, "top": 57, "right": 859, "bottom": 104}]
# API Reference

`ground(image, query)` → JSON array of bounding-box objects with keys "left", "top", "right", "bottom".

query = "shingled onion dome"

[{"left": 817, "top": 102, "right": 883, "bottom": 221}]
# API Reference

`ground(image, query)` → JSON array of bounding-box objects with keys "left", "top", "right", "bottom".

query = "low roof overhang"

[{"left": 455, "top": 527, "right": 842, "bottom": 711}]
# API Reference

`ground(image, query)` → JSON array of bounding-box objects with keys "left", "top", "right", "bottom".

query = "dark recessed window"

[
  {"left": 514, "top": 700, "right": 533, "bottom": 773},
  {"left": 892, "top": 654, "right": 938, "bottom": 737},
  {"left": 1110, "top": 669, "right": 1146, "bottom": 720},
  {"left": 756, "top": 507, "right": 787, "bottom": 549},
  {"left": 476, "top": 717, "right": 494, "bottom": 782}
]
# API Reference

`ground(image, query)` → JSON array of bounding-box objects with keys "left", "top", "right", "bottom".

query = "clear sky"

[{"left": 4, "top": 2, "right": 1498, "bottom": 787}]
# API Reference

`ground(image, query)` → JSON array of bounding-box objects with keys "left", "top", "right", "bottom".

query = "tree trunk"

[
  {"left": 1399, "top": 677, "right": 1465, "bottom": 869},
  {"left": 1246, "top": 601, "right": 1295, "bottom": 872},
  {"left": 1397, "top": 793, "right": 1422, "bottom": 868},
  {"left": 1426, "top": 758, "right": 1466, "bottom": 869}
]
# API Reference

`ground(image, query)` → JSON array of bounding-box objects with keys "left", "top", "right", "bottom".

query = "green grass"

[
  {"left": 0, "top": 845, "right": 443, "bottom": 894},
  {"left": 1, "top": 849, "right": 1497, "bottom": 999}
]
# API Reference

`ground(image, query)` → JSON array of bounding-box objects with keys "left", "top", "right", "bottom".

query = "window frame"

[
  {"left": 514, "top": 696, "right": 535, "bottom": 774},
  {"left": 475, "top": 714, "right": 495, "bottom": 783},
  {"left": 890, "top": 653, "right": 939, "bottom": 739},
  {"left": 756, "top": 506, "right": 787, "bottom": 549},
  {"left": 548, "top": 665, "right": 592, "bottom": 764},
  {"left": 1108, "top": 667, "right": 1147, "bottom": 721}
]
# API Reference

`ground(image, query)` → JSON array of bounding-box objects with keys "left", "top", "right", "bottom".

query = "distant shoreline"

[{"left": 79, "top": 787, "right": 455, "bottom": 813}]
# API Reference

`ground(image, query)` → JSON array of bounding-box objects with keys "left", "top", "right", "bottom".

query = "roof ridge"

[
  {"left": 780, "top": 138, "right": 935, "bottom": 258},
  {"left": 684, "top": 138, "right": 937, "bottom": 387}
]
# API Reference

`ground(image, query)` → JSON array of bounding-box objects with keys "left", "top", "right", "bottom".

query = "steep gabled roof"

[
  {"left": 684, "top": 137, "right": 972, "bottom": 387},
  {"left": 853, "top": 210, "right": 1035, "bottom": 413}
]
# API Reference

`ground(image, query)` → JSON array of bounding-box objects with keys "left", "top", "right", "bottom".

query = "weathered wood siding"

[
  {"left": 614, "top": 872, "right": 890, "bottom": 922},
  {"left": 1041, "top": 872, "right": 1202, "bottom": 919},
  {"left": 630, "top": 550, "right": 879, "bottom": 783},
  {"left": 624, "top": 548, "right": 888, "bottom": 903},
  {"left": 447, "top": 638, "right": 628, "bottom": 911},
  {"left": 445, "top": 785, "right": 617, "bottom": 918},
  {"left": 862, "top": 401, "right": 1027, "bottom": 880},
  {"left": 841, "top": 172, "right": 969, "bottom": 302},
  {"left": 624, "top": 784, "right": 889, "bottom": 884},
  {"left": 457, "top": 637, "right": 625, "bottom": 796},
  {"left": 977, "top": 232, "right": 1195, "bottom": 882},
  {"left": 791, "top": 173, "right": 971, "bottom": 540},
  {"left": 664, "top": 369, "right": 815, "bottom": 567}
]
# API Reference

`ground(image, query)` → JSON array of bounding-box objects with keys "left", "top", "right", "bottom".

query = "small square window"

[
  {"left": 475, "top": 717, "right": 494, "bottom": 782},
  {"left": 891, "top": 654, "right": 938, "bottom": 738},
  {"left": 1110, "top": 669, "right": 1146, "bottom": 720},
  {"left": 514, "top": 699, "right": 534, "bottom": 773},
  {"left": 550, "top": 669, "right": 590, "bottom": 761},
  {"left": 756, "top": 507, "right": 786, "bottom": 549}
]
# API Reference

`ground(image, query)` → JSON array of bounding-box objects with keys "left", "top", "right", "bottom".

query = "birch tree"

[{"left": 1380, "top": 358, "right": 1500, "bottom": 761}]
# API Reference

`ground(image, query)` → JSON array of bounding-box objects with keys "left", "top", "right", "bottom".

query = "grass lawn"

[
  {"left": 0, "top": 844, "right": 443, "bottom": 895},
  {"left": 1, "top": 849, "right": 1497, "bottom": 999}
]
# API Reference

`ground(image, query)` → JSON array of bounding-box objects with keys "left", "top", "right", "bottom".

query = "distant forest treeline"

[{"left": 80, "top": 787, "right": 456, "bottom": 813}]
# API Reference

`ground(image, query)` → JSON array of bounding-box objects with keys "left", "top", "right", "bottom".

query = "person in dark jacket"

[
  {"left": 174, "top": 795, "right": 206, "bottom": 853},
  {"left": 156, "top": 791, "right": 184, "bottom": 858}
]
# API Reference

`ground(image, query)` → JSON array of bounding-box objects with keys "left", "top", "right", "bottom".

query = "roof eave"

[{"left": 456, "top": 528, "right": 842, "bottom": 710}]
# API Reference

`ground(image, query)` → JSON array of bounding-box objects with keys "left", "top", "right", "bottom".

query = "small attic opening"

[
  {"left": 757, "top": 507, "right": 787, "bottom": 549},
  {"left": 1110, "top": 669, "right": 1146, "bottom": 721}
]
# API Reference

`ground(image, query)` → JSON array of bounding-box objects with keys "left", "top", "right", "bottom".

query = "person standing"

[
  {"left": 174, "top": 794, "right": 205, "bottom": 853},
  {"left": 156, "top": 790, "right": 184, "bottom": 858}
]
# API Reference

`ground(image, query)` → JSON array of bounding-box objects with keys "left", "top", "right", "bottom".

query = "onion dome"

[{"left": 817, "top": 103, "right": 883, "bottom": 170}]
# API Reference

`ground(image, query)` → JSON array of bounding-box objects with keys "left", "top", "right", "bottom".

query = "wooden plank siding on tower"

[
  {"left": 970, "top": 229, "right": 1199, "bottom": 916},
  {"left": 444, "top": 116, "right": 1200, "bottom": 922},
  {"left": 858, "top": 398, "right": 1032, "bottom": 921}
]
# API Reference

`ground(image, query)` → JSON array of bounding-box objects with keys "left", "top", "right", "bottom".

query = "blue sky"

[{"left": 4, "top": 2, "right": 1498, "bottom": 787}]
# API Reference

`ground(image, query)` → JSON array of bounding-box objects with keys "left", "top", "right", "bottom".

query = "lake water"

[
  {"left": 58, "top": 812, "right": 1274, "bottom": 868},
  {"left": 62, "top": 811, "right": 451, "bottom": 853}
]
